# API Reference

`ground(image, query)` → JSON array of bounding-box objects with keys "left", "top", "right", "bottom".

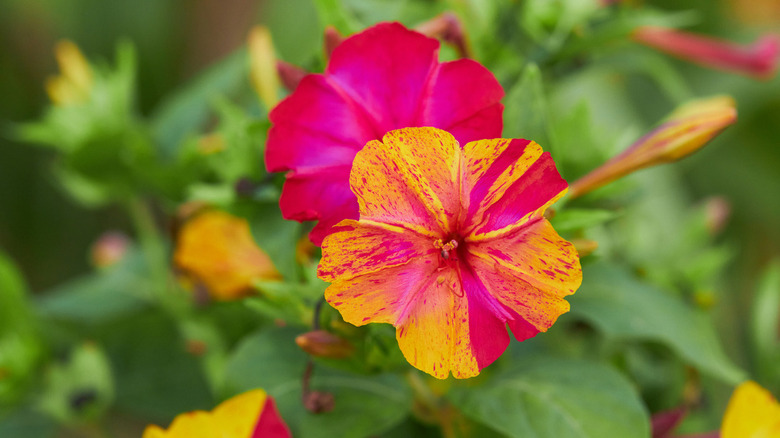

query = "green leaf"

[
  {"left": 36, "top": 248, "right": 150, "bottom": 324},
  {"left": 313, "top": 0, "right": 362, "bottom": 34},
  {"left": 0, "top": 408, "right": 56, "bottom": 438},
  {"left": 448, "top": 357, "right": 649, "bottom": 438},
  {"left": 100, "top": 311, "right": 214, "bottom": 422},
  {"left": 569, "top": 263, "right": 745, "bottom": 384},
  {"left": 150, "top": 49, "right": 248, "bottom": 157},
  {"left": 750, "top": 260, "right": 780, "bottom": 384},
  {"left": 242, "top": 201, "right": 303, "bottom": 281},
  {"left": 224, "top": 327, "right": 413, "bottom": 438},
  {"left": 503, "top": 63, "right": 556, "bottom": 153},
  {"left": 0, "top": 251, "right": 33, "bottom": 333},
  {"left": 551, "top": 208, "right": 619, "bottom": 233}
]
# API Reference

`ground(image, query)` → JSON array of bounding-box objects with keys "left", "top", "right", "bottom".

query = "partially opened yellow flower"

[
  {"left": 174, "top": 210, "right": 281, "bottom": 301},
  {"left": 143, "top": 389, "right": 291, "bottom": 438},
  {"left": 721, "top": 381, "right": 780, "bottom": 438}
]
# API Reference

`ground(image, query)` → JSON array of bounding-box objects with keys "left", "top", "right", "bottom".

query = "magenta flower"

[{"left": 266, "top": 22, "right": 504, "bottom": 245}]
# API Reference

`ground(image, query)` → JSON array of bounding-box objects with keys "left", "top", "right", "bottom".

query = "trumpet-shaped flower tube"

[
  {"left": 318, "top": 127, "right": 581, "bottom": 379},
  {"left": 143, "top": 389, "right": 291, "bottom": 438},
  {"left": 266, "top": 22, "right": 504, "bottom": 245},
  {"left": 569, "top": 96, "right": 737, "bottom": 199}
]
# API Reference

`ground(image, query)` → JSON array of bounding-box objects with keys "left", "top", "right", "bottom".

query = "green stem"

[{"left": 126, "top": 197, "right": 168, "bottom": 297}]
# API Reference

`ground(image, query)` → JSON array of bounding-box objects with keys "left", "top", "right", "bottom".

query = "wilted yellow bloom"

[
  {"left": 45, "top": 40, "right": 93, "bottom": 105},
  {"left": 570, "top": 96, "right": 737, "bottom": 199},
  {"left": 721, "top": 381, "right": 780, "bottom": 438},
  {"left": 248, "top": 26, "right": 280, "bottom": 110},
  {"left": 174, "top": 210, "right": 281, "bottom": 301}
]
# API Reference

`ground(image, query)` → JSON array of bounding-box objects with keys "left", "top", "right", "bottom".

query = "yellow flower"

[
  {"left": 248, "top": 26, "right": 280, "bottom": 110},
  {"left": 174, "top": 210, "right": 281, "bottom": 301},
  {"left": 721, "top": 381, "right": 780, "bottom": 438},
  {"left": 45, "top": 40, "right": 93, "bottom": 105},
  {"left": 143, "top": 389, "right": 291, "bottom": 438}
]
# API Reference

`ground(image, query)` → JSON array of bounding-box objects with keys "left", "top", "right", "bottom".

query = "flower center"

[{"left": 434, "top": 237, "right": 462, "bottom": 261}]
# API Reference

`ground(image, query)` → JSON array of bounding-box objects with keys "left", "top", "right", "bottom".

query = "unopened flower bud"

[
  {"left": 571, "top": 239, "right": 598, "bottom": 258},
  {"left": 415, "top": 12, "right": 471, "bottom": 58},
  {"left": 295, "top": 330, "right": 354, "bottom": 359},
  {"left": 45, "top": 40, "right": 93, "bottom": 105},
  {"left": 633, "top": 26, "right": 780, "bottom": 80},
  {"left": 570, "top": 96, "right": 737, "bottom": 199},
  {"left": 276, "top": 60, "right": 307, "bottom": 92},
  {"left": 323, "top": 26, "right": 344, "bottom": 59},
  {"left": 704, "top": 197, "right": 731, "bottom": 236},
  {"left": 90, "top": 231, "right": 130, "bottom": 268},
  {"left": 248, "top": 26, "right": 281, "bottom": 110}
]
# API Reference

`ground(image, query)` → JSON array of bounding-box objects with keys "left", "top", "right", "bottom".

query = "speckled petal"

[
  {"left": 350, "top": 128, "right": 463, "bottom": 235},
  {"left": 462, "top": 138, "right": 568, "bottom": 238},
  {"left": 395, "top": 268, "right": 480, "bottom": 379},
  {"left": 319, "top": 220, "right": 436, "bottom": 283},
  {"left": 466, "top": 219, "right": 581, "bottom": 335}
]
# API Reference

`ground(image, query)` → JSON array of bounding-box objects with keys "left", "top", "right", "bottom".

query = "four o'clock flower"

[
  {"left": 266, "top": 22, "right": 504, "bottom": 245},
  {"left": 318, "top": 127, "right": 582, "bottom": 379},
  {"left": 633, "top": 26, "right": 780, "bottom": 80},
  {"left": 143, "top": 389, "right": 291, "bottom": 438}
]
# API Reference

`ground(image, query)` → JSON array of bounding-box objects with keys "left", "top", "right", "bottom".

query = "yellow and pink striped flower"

[
  {"left": 143, "top": 389, "right": 290, "bottom": 438},
  {"left": 318, "top": 127, "right": 582, "bottom": 379}
]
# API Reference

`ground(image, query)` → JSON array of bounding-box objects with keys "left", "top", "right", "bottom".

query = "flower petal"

[
  {"left": 251, "top": 396, "right": 291, "bottom": 438},
  {"left": 267, "top": 75, "right": 375, "bottom": 173},
  {"left": 395, "top": 268, "right": 480, "bottom": 379},
  {"left": 324, "top": 258, "right": 439, "bottom": 327},
  {"left": 467, "top": 219, "right": 581, "bottom": 334},
  {"left": 350, "top": 128, "right": 463, "bottom": 235},
  {"left": 462, "top": 138, "right": 568, "bottom": 238},
  {"left": 721, "top": 381, "right": 780, "bottom": 438},
  {"left": 174, "top": 210, "right": 281, "bottom": 300},
  {"left": 319, "top": 220, "right": 436, "bottom": 283},
  {"left": 459, "top": 264, "right": 512, "bottom": 370},
  {"left": 278, "top": 165, "right": 357, "bottom": 246},
  {"left": 212, "top": 389, "right": 268, "bottom": 438},
  {"left": 326, "top": 22, "right": 440, "bottom": 133},
  {"left": 424, "top": 59, "right": 504, "bottom": 142}
]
